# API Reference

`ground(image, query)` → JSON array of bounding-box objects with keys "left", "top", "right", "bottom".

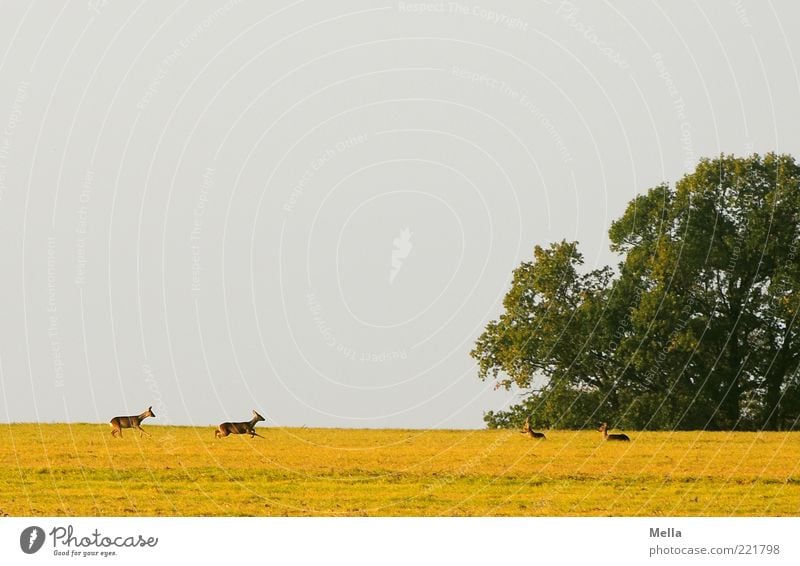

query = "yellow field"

[{"left": 1, "top": 424, "right": 798, "bottom": 516}]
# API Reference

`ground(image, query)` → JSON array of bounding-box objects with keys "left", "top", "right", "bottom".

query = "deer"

[
  {"left": 598, "top": 422, "right": 630, "bottom": 441},
  {"left": 110, "top": 406, "right": 155, "bottom": 438},
  {"left": 215, "top": 410, "right": 265, "bottom": 439},
  {"left": 520, "top": 416, "right": 546, "bottom": 440}
]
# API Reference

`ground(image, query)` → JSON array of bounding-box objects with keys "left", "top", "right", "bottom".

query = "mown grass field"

[{"left": 1, "top": 424, "right": 798, "bottom": 516}]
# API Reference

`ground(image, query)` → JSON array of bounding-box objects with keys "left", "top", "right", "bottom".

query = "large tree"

[{"left": 474, "top": 154, "right": 800, "bottom": 431}]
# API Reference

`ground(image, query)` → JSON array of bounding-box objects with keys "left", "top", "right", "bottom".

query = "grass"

[{"left": 1, "top": 424, "right": 798, "bottom": 516}]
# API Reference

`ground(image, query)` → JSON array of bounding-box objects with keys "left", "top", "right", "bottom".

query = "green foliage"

[
  {"left": 475, "top": 154, "right": 800, "bottom": 431},
  {"left": 484, "top": 384, "right": 613, "bottom": 430}
]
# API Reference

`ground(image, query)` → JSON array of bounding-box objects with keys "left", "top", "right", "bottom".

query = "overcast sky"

[{"left": 1, "top": 0, "right": 798, "bottom": 428}]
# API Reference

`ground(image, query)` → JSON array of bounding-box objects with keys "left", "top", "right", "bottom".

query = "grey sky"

[{"left": 0, "top": 1, "right": 798, "bottom": 428}]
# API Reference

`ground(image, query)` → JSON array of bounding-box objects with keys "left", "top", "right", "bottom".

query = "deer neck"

[
  {"left": 249, "top": 415, "right": 259, "bottom": 427},
  {"left": 138, "top": 411, "right": 149, "bottom": 422}
]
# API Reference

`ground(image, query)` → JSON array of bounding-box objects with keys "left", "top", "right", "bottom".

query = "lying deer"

[
  {"left": 598, "top": 422, "right": 629, "bottom": 441},
  {"left": 215, "top": 410, "right": 265, "bottom": 439},
  {"left": 110, "top": 406, "right": 155, "bottom": 438},
  {"left": 521, "top": 416, "right": 546, "bottom": 440}
]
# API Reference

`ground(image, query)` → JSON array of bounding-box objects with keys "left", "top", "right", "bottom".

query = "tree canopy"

[{"left": 473, "top": 153, "right": 800, "bottom": 431}]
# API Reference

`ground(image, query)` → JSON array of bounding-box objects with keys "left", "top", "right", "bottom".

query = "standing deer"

[
  {"left": 598, "top": 422, "right": 630, "bottom": 441},
  {"left": 110, "top": 407, "right": 155, "bottom": 438},
  {"left": 215, "top": 410, "right": 265, "bottom": 439},
  {"left": 521, "top": 416, "right": 546, "bottom": 440}
]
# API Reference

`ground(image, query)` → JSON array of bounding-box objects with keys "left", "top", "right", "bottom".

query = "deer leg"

[{"left": 138, "top": 426, "right": 151, "bottom": 438}]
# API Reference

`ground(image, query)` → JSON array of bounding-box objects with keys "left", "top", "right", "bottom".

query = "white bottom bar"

[{"left": 2, "top": 517, "right": 798, "bottom": 565}]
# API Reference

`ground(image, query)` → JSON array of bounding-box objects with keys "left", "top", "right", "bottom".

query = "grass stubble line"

[
  {"left": 1, "top": 424, "right": 798, "bottom": 516},
  {"left": 735, "top": 431, "right": 800, "bottom": 516}
]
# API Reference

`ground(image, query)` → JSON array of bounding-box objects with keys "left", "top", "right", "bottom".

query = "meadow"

[{"left": 1, "top": 424, "right": 798, "bottom": 516}]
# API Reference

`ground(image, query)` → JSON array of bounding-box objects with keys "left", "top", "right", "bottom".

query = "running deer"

[
  {"left": 110, "top": 407, "right": 155, "bottom": 438},
  {"left": 521, "top": 416, "right": 546, "bottom": 440},
  {"left": 598, "top": 422, "right": 630, "bottom": 441},
  {"left": 215, "top": 410, "right": 265, "bottom": 439}
]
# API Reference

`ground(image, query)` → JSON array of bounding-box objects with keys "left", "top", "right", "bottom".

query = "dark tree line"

[{"left": 473, "top": 154, "right": 800, "bottom": 431}]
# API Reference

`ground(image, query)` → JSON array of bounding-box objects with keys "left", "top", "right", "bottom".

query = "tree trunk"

[
  {"left": 721, "top": 335, "right": 743, "bottom": 429},
  {"left": 763, "top": 356, "right": 792, "bottom": 430}
]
